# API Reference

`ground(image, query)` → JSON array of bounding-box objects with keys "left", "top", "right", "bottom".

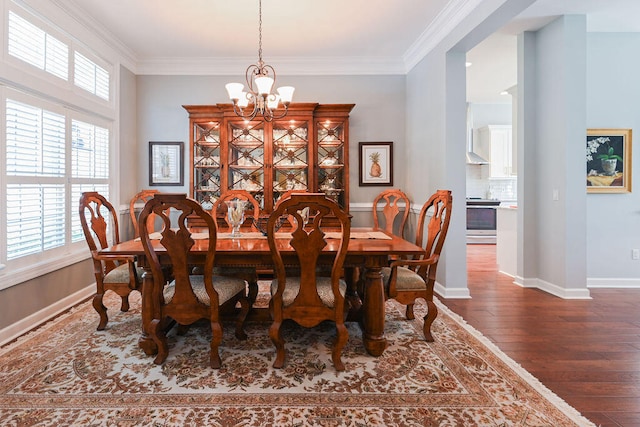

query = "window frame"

[{"left": 0, "top": 89, "right": 112, "bottom": 291}]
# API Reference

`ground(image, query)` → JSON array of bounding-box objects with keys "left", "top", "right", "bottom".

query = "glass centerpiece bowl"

[
  {"left": 253, "top": 214, "right": 288, "bottom": 236},
  {"left": 225, "top": 200, "right": 246, "bottom": 237}
]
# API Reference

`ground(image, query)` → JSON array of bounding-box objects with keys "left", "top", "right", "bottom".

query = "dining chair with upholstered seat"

[
  {"left": 79, "top": 191, "right": 143, "bottom": 330},
  {"left": 381, "top": 189, "right": 452, "bottom": 342},
  {"left": 267, "top": 193, "right": 351, "bottom": 371},
  {"left": 211, "top": 190, "right": 261, "bottom": 303},
  {"left": 372, "top": 189, "right": 411, "bottom": 239},
  {"left": 129, "top": 189, "right": 159, "bottom": 238},
  {"left": 354, "top": 189, "right": 412, "bottom": 285},
  {"left": 138, "top": 193, "right": 249, "bottom": 368}
]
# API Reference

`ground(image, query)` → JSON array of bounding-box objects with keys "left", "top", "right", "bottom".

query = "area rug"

[{"left": 0, "top": 284, "right": 595, "bottom": 426}]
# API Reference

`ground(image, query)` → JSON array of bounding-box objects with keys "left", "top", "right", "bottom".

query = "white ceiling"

[{"left": 58, "top": 0, "right": 640, "bottom": 104}]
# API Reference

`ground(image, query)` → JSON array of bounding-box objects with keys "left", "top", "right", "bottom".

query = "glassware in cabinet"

[
  {"left": 317, "top": 119, "right": 347, "bottom": 208},
  {"left": 272, "top": 119, "right": 309, "bottom": 204},
  {"left": 193, "top": 121, "right": 222, "bottom": 204},
  {"left": 227, "top": 120, "right": 265, "bottom": 208}
]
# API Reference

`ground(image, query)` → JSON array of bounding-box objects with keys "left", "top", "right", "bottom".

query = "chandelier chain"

[{"left": 258, "top": 0, "right": 263, "bottom": 66}]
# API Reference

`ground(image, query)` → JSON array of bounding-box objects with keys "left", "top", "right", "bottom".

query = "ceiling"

[{"left": 58, "top": 0, "right": 640, "bottom": 104}]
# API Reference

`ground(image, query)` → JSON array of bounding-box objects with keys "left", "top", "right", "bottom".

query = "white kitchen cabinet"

[{"left": 476, "top": 125, "right": 513, "bottom": 177}]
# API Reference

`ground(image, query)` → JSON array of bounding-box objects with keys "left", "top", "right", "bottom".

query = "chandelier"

[{"left": 225, "top": 0, "right": 295, "bottom": 122}]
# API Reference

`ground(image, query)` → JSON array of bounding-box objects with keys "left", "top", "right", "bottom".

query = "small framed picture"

[
  {"left": 149, "top": 141, "right": 184, "bottom": 186},
  {"left": 359, "top": 142, "right": 393, "bottom": 186},
  {"left": 586, "top": 129, "right": 632, "bottom": 193}
]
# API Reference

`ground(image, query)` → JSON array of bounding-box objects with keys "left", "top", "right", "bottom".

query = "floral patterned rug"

[{"left": 0, "top": 284, "right": 594, "bottom": 427}]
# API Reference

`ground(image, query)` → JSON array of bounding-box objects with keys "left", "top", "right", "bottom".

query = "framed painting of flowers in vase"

[{"left": 586, "top": 129, "right": 632, "bottom": 193}]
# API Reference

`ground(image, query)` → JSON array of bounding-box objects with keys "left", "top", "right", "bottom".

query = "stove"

[
  {"left": 466, "top": 198, "right": 501, "bottom": 244},
  {"left": 466, "top": 198, "right": 501, "bottom": 206}
]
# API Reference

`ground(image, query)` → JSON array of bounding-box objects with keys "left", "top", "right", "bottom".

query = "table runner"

[{"left": 139, "top": 230, "right": 392, "bottom": 240}]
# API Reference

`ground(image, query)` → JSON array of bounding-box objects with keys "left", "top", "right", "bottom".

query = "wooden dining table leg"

[
  {"left": 138, "top": 267, "right": 158, "bottom": 356},
  {"left": 361, "top": 261, "right": 388, "bottom": 356}
]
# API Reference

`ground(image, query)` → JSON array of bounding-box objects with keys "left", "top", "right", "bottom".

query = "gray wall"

[
  {"left": 586, "top": 32, "right": 640, "bottom": 283},
  {"left": 0, "top": 260, "right": 93, "bottom": 331},
  {"left": 517, "top": 16, "right": 588, "bottom": 297},
  {"left": 119, "top": 65, "right": 140, "bottom": 211},
  {"left": 135, "top": 74, "right": 407, "bottom": 218}
]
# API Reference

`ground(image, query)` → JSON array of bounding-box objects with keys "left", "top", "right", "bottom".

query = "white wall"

[
  {"left": 469, "top": 103, "right": 512, "bottom": 128},
  {"left": 586, "top": 33, "right": 640, "bottom": 286}
]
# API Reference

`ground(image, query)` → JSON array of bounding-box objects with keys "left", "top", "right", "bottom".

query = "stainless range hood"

[
  {"left": 466, "top": 150, "right": 489, "bottom": 165},
  {"left": 466, "top": 104, "right": 489, "bottom": 164}
]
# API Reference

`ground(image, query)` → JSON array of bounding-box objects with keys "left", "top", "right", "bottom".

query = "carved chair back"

[
  {"left": 129, "top": 189, "right": 159, "bottom": 238},
  {"left": 372, "top": 189, "right": 410, "bottom": 239}
]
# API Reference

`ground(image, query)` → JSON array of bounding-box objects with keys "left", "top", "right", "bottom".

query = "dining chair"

[
  {"left": 211, "top": 190, "right": 261, "bottom": 303},
  {"left": 79, "top": 192, "right": 143, "bottom": 330},
  {"left": 381, "top": 189, "right": 452, "bottom": 341},
  {"left": 138, "top": 193, "right": 249, "bottom": 368},
  {"left": 355, "top": 189, "right": 411, "bottom": 283},
  {"left": 129, "top": 189, "right": 159, "bottom": 238},
  {"left": 372, "top": 189, "right": 411, "bottom": 239},
  {"left": 267, "top": 193, "right": 351, "bottom": 371}
]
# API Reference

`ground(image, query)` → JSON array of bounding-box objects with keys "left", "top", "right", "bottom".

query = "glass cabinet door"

[
  {"left": 316, "top": 119, "right": 347, "bottom": 208},
  {"left": 272, "top": 119, "right": 309, "bottom": 206},
  {"left": 193, "top": 121, "right": 222, "bottom": 207},
  {"left": 227, "top": 120, "right": 265, "bottom": 208}
]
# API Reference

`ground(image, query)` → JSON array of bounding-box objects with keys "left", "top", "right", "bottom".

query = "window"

[
  {"left": 7, "top": 8, "right": 112, "bottom": 102},
  {"left": 74, "top": 52, "right": 110, "bottom": 101},
  {"left": 2, "top": 5, "right": 115, "bottom": 290},
  {"left": 5, "top": 99, "right": 66, "bottom": 260},
  {"left": 7, "top": 11, "right": 69, "bottom": 81},
  {"left": 3, "top": 93, "right": 110, "bottom": 286}
]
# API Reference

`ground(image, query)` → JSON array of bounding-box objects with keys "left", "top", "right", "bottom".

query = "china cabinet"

[{"left": 184, "top": 103, "right": 354, "bottom": 214}]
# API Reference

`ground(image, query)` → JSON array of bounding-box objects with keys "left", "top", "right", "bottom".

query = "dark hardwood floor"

[{"left": 441, "top": 244, "right": 640, "bottom": 427}]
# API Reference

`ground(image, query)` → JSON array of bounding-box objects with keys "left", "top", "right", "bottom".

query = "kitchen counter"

[{"left": 496, "top": 206, "right": 517, "bottom": 277}]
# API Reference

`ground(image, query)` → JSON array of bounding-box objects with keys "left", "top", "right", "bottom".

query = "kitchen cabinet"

[
  {"left": 476, "top": 125, "right": 513, "bottom": 177},
  {"left": 183, "top": 103, "right": 354, "bottom": 213}
]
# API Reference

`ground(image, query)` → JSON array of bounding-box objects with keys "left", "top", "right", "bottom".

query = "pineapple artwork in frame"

[
  {"left": 149, "top": 141, "right": 184, "bottom": 186},
  {"left": 359, "top": 142, "right": 393, "bottom": 186}
]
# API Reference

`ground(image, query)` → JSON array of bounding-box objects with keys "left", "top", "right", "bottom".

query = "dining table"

[{"left": 99, "top": 227, "right": 425, "bottom": 357}]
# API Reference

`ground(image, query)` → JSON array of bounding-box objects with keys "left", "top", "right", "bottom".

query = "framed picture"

[
  {"left": 586, "top": 129, "right": 632, "bottom": 193},
  {"left": 359, "top": 142, "right": 393, "bottom": 186},
  {"left": 149, "top": 141, "right": 184, "bottom": 186}
]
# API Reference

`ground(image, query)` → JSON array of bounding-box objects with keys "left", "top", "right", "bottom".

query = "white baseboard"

[
  {"left": 435, "top": 281, "right": 471, "bottom": 299},
  {"left": 587, "top": 277, "right": 640, "bottom": 288},
  {"left": 532, "top": 278, "right": 592, "bottom": 299},
  {"left": 0, "top": 285, "right": 94, "bottom": 347}
]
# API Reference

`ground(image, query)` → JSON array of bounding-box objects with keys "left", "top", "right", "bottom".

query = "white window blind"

[
  {"left": 7, "top": 11, "right": 68, "bottom": 81},
  {"left": 5, "top": 99, "right": 67, "bottom": 260},
  {"left": 74, "top": 52, "right": 110, "bottom": 101},
  {"left": 5, "top": 96, "right": 110, "bottom": 264},
  {"left": 6, "top": 184, "right": 66, "bottom": 260},
  {"left": 72, "top": 120, "right": 109, "bottom": 179},
  {"left": 6, "top": 99, "right": 65, "bottom": 176}
]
